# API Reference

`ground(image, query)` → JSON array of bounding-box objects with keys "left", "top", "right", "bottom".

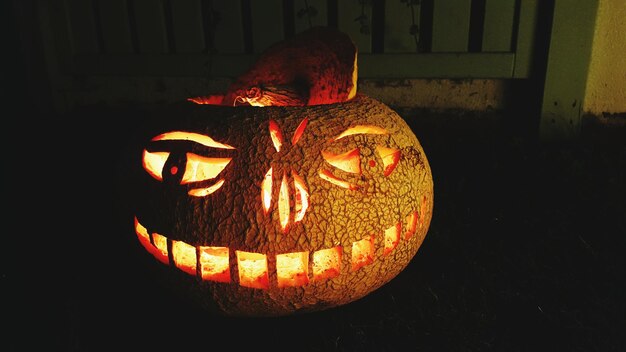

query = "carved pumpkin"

[
  {"left": 132, "top": 93, "right": 434, "bottom": 316},
  {"left": 131, "top": 26, "right": 432, "bottom": 316}
]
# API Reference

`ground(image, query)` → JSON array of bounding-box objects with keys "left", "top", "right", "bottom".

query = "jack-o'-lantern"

[{"left": 131, "top": 27, "right": 433, "bottom": 317}]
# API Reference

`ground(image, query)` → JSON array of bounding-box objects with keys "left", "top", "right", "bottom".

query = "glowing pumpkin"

[{"left": 132, "top": 93, "right": 434, "bottom": 316}]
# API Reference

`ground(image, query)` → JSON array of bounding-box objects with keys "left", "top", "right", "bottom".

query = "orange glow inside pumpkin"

[
  {"left": 236, "top": 251, "right": 270, "bottom": 289},
  {"left": 135, "top": 209, "right": 422, "bottom": 288},
  {"left": 137, "top": 114, "right": 420, "bottom": 288},
  {"left": 152, "top": 232, "right": 169, "bottom": 265},
  {"left": 134, "top": 217, "right": 150, "bottom": 245},
  {"left": 260, "top": 118, "right": 311, "bottom": 231},
  {"left": 261, "top": 167, "right": 273, "bottom": 214},
  {"left": 134, "top": 217, "right": 166, "bottom": 262},
  {"left": 351, "top": 235, "right": 375, "bottom": 271},
  {"left": 180, "top": 153, "right": 231, "bottom": 184},
  {"left": 142, "top": 150, "right": 168, "bottom": 181},
  {"left": 261, "top": 169, "right": 309, "bottom": 229},
  {"left": 142, "top": 132, "right": 235, "bottom": 198},
  {"left": 376, "top": 146, "right": 401, "bottom": 177},
  {"left": 276, "top": 251, "right": 310, "bottom": 288},
  {"left": 334, "top": 125, "right": 388, "bottom": 141},
  {"left": 319, "top": 169, "right": 359, "bottom": 190},
  {"left": 291, "top": 118, "right": 308, "bottom": 146},
  {"left": 143, "top": 150, "right": 229, "bottom": 197},
  {"left": 312, "top": 247, "right": 342, "bottom": 281},
  {"left": 321, "top": 148, "right": 361, "bottom": 174},
  {"left": 172, "top": 240, "right": 197, "bottom": 276},
  {"left": 199, "top": 246, "right": 230, "bottom": 283},
  {"left": 405, "top": 211, "right": 418, "bottom": 240},
  {"left": 269, "top": 119, "right": 283, "bottom": 152},
  {"left": 188, "top": 179, "right": 225, "bottom": 197},
  {"left": 292, "top": 170, "right": 309, "bottom": 222},
  {"left": 383, "top": 223, "right": 402, "bottom": 256},
  {"left": 151, "top": 131, "right": 234, "bottom": 149},
  {"left": 278, "top": 172, "right": 290, "bottom": 232},
  {"left": 319, "top": 125, "right": 403, "bottom": 190}
]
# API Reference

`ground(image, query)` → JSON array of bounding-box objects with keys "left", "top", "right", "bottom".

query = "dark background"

[{"left": 4, "top": 1, "right": 625, "bottom": 351}]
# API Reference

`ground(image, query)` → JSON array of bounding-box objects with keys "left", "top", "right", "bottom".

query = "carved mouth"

[{"left": 134, "top": 209, "right": 425, "bottom": 290}]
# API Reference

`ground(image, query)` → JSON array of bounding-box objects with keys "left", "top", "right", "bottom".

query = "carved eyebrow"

[
  {"left": 152, "top": 131, "right": 235, "bottom": 149},
  {"left": 334, "top": 125, "right": 388, "bottom": 141}
]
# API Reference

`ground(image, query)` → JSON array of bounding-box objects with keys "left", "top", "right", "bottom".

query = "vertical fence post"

[{"left": 539, "top": 0, "right": 599, "bottom": 140}]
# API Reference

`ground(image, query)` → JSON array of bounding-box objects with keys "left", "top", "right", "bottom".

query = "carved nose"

[
  {"left": 260, "top": 118, "right": 310, "bottom": 232},
  {"left": 261, "top": 167, "right": 308, "bottom": 232}
]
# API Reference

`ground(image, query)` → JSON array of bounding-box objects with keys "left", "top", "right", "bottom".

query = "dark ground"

[{"left": 5, "top": 105, "right": 625, "bottom": 352}]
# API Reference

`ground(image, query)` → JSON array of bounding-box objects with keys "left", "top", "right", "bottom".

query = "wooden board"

[
  {"left": 212, "top": 1, "right": 245, "bottom": 54},
  {"left": 250, "top": 0, "right": 284, "bottom": 53},
  {"left": 170, "top": 0, "right": 205, "bottom": 53},
  {"left": 482, "top": 0, "right": 515, "bottom": 52},
  {"left": 384, "top": 0, "right": 420, "bottom": 53},
  {"left": 540, "top": 0, "right": 599, "bottom": 140},
  {"left": 338, "top": 0, "right": 372, "bottom": 53},
  {"left": 431, "top": 0, "right": 471, "bottom": 52},
  {"left": 97, "top": 0, "right": 133, "bottom": 53},
  {"left": 133, "top": 0, "right": 168, "bottom": 53},
  {"left": 513, "top": 0, "right": 539, "bottom": 79},
  {"left": 294, "top": 0, "right": 328, "bottom": 34},
  {"left": 66, "top": 0, "right": 99, "bottom": 54}
]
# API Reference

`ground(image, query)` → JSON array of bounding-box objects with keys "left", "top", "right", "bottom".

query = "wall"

[
  {"left": 58, "top": 75, "right": 512, "bottom": 114},
  {"left": 359, "top": 79, "right": 509, "bottom": 112},
  {"left": 583, "top": 0, "right": 626, "bottom": 117}
]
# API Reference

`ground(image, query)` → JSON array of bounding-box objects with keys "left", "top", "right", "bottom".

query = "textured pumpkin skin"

[{"left": 133, "top": 94, "right": 434, "bottom": 317}]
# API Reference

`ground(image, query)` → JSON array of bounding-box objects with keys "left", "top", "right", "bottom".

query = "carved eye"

[
  {"left": 321, "top": 148, "right": 362, "bottom": 174},
  {"left": 319, "top": 125, "right": 401, "bottom": 189},
  {"left": 375, "top": 145, "right": 401, "bottom": 177},
  {"left": 142, "top": 131, "right": 235, "bottom": 197}
]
